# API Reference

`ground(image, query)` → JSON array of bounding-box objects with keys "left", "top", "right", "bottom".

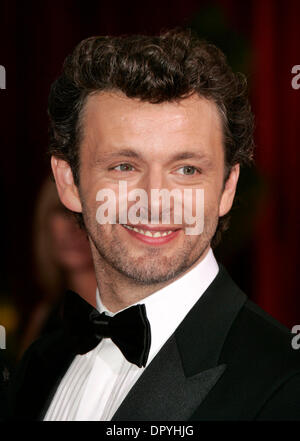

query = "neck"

[
  {"left": 95, "top": 264, "right": 168, "bottom": 312},
  {"left": 91, "top": 244, "right": 210, "bottom": 313}
]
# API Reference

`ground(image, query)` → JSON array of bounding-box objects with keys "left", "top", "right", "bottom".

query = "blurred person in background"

[{"left": 19, "top": 178, "right": 97, "bottom": 356}]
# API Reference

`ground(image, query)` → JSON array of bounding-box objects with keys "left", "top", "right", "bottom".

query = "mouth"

[{"left": 121, "top": 224, "right": 181, "bottom": 245}]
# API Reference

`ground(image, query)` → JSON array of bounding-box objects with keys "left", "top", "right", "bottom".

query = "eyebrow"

[
  {"left": 101, "top": 149, "right": 141, "bottom": 160},
  {"left": 169, "top": 152, "right": 210, "bottom": 162},
  {"left": 100, "top": 149, "right": 211, "bottom": 163}
]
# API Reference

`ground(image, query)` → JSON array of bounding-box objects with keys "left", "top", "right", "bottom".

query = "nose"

[
  {"left": 143, "top": 165, "right": 165, "bottom": 193},
  {"left": 140, "top": 166, "right": 173, "bottom": 224}
]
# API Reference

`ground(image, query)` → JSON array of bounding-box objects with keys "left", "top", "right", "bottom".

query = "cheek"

[
  {"left": 188, "top": 184, "right": 220, "bottom": 218},
  {"left": 204, "top": 194, "right": 220, "bottom": 216},
  {"left": 80, "top": 179, "right": 103, "bottom": 213},
  {"left": 204, "top": 179, "right": 224, "bottom": 210}
]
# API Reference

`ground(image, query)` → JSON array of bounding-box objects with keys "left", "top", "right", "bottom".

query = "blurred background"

[{"left": 0, "top": 0, "right": 299, "bottom": 368}]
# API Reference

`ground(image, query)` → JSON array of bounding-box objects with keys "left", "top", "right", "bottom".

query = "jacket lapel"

[
  {"left": 113, "top": 265, "right": 247, "bottom": 421},
  {"left": 112, "top": 335, "right": 226, "bottom": 421}
]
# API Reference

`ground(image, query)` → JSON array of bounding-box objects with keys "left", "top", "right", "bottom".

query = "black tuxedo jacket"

[{"left": 8, "top": 265, "right": 300, "bottom": 420}]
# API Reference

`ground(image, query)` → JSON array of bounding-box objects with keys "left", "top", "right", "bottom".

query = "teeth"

[
  {"left": 124, "top": 225, "right": 134, "bottom": 230},
  {"left": 123, "top": 225, "right": 174, "bottom": 238},
  {"left": 152, "top": 232, "right": 161, "bottom": 238}
]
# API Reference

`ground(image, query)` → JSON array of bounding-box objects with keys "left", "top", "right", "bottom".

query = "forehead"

[{"left": 80, "top": 91, "right": 223, "bottom": 157}]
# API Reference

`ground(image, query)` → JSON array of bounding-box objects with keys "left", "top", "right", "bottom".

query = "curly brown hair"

[{"left": 48, "top": 28, "right": 254, "bottom": 247}]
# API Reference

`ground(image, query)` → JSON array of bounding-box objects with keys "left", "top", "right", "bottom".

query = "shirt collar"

[{"left": 96, "top": 247, "right": 219, "bottom": 365}]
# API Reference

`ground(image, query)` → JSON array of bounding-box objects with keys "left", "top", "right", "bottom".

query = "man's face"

[{"left": 53, "top": 91, "right": 239, "bottom": 285}]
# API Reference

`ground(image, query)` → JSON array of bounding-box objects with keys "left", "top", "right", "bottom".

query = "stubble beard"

[{"left": 82, "top": 207, "right": 219, "bottom": 287}]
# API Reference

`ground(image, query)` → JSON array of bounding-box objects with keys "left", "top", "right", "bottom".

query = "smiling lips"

[{"left": 122, "top": 224, "right": 181, "bottom": 244}]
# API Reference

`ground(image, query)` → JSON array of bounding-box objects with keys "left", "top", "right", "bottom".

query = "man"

[{"left": 9, "top": 29, "right": 300, "bottom": 420}]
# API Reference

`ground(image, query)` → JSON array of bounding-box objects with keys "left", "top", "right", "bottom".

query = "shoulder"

[
  {"left": 10, "top": 327, "right": 68, "bottom": 389},
  {"left": 8, "top": 329, "right": 64, "bottom": 392},
  {"left": 8, "top": 329, "right": 74, "bottom": 420},
  {"left": 224, "top": 296, "right": 300, "bottom": 372},
  {"left": 213, "top": 264, "right": 300, "bottom": 372},
  {"left": 222, "top": 297, "right": 300, "bottom": 419},
  {"left": 238, "top": 298, "right": 298, "bottom": 362},
  {"left": 18, "top": 328, "right": 66, "bottom": 364}
]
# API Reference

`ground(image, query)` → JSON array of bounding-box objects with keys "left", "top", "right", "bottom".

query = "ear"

[
  {"left": 51, "top": 156, "right": 82, "bottom": 213},
  {"left": 219, "top": 164, "right": 240, "bottom": 217}
]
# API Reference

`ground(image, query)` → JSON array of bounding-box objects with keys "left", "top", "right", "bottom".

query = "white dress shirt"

[{"left": 44, "top": 248, "right": 219, "bottom": 421}]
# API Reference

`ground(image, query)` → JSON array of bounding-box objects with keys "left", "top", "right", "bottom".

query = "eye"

[
  {"left": 113, "top": 163, "right": 135, "bottom": 172},
  {"left": 177, "top": 166, "right": 200, "bottom": 176}
]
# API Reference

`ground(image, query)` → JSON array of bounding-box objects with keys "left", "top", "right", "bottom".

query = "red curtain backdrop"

[{"left": 251, "top": 0, "right": 300, "bottom": 328}]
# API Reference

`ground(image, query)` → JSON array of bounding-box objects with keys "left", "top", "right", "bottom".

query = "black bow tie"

[{"left": 62, "top": 290, "right": 151, "bottom": 368}]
